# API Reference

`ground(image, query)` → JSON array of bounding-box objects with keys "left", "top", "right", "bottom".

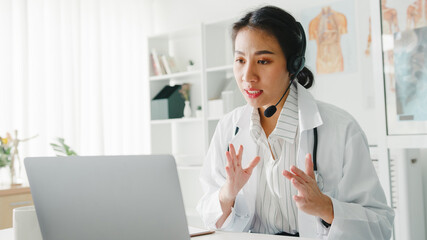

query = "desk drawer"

[{"left": 0, "top": 193, "right": 33, "bottom": 229}]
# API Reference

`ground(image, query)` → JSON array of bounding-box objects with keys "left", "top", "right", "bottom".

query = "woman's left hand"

[{"left": 283, "top": 153, "right": 334, "bottom": 224}]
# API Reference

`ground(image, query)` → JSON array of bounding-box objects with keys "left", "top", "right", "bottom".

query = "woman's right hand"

[{"left": 220, "top": 144, "right": 261, "bottom": 204}]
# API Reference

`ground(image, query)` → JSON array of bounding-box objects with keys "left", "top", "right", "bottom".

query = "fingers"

[
  {"left": 282, "top": 170, "right": 294, "bottom": 180},
  {"left": 283, "top": 170, "right": 306, "bottom": 184},
  {"left": 293, "top": 195, "right": 304, "bottom": 202},
  {"left": 225, "top": 165, "right": 232, "bottom": 177},
  {"left": 225, "top": 151, "right": 234, "bottom": 172},
  {"left": 236, "top": 145, "right": 243, "bottom": 167},
  {"left": 244, "top": 156, "right": 261, "bottom": 174},
  {"left": 226, "top": 144, "right": 260, "bottom": 176},
  {"left": 290, "top": 165, "right": 312, "bottom": 183},
  {"left": 291, "top": 178, "right": 307, "bottom": 193},
  {"left": 283, "top": 170, "right": 308, "bottom": 197},
  {"left": 229, "top": 144, "right": 238, "bottom": 169},
  {"left": 305, "top": 153, "right": 315, "bottom": 179}
]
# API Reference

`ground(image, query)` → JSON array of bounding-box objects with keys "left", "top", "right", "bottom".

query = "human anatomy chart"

[
  {"left": 301, "top": 0, "right": 357, "bottom": 75},
  {"left": 308, "top": 7, "right": 347, "bottom": 74}
]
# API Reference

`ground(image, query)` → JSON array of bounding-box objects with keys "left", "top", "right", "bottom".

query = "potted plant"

[
  {"left": 0, "top": 134, "right": 12, "bottom": 169},
  {"left": 179, "top": 83, "right": 192, "bottom": 118},
  {"left": 50, "top": 138, "right": 78, "bottom": 156}
]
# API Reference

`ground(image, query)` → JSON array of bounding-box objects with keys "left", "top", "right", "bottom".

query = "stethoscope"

[
  {"left": 231, "top": 126, "right": 323, "bottom": 191},
  {"left": 313, "top": 127, "right": 323, "bottom": 191}
]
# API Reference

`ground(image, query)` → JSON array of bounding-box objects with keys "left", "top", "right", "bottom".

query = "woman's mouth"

[{"left": 244, "top": 89, "right": 263, "bottom": 98}]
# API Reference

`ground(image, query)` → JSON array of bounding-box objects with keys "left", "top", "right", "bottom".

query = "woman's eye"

[
  {"left": 235, "top": 59, "right": 245, "bottom": 63},
  {"left": 258, "top": 60, "right": 269, "bottom": 65}
]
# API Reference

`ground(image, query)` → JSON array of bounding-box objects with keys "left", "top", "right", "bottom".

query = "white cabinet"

[
  {"left": 148, "top": 19, "right": 244, "bottom": 167},
  {"left": 147, "top": 19, "right": 245, "bottom": 223}
]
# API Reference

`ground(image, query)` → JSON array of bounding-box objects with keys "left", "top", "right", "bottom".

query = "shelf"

[
  {"left": 208, "top": 116, "right": 222, "bottom": 121},
  {"left": 149, "top": 70, "right": 201, "bottom": 81},
  {"left": 206, "top": 65, "right": 233, "bottom": 73},
  {"left": 151, "top": 117, "right": 203, "bottom": 124},
  {"left": 386, "top": 135, "right": 427, "bottom": 149}
]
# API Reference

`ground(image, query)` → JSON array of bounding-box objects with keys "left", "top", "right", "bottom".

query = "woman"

[{"left": 196, "top": 6, "right": 394, "bottom": 239}]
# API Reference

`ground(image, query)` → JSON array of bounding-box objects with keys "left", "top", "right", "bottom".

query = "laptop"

[{"left": 25, "top": 155, "right": 192, "bottom": 240}]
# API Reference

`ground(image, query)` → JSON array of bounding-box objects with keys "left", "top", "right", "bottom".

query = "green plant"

[
  {"left": 179, "top": 83, "right": 191, "bottom": 101},
  {"left": 50, "top": 138, "right": 78, "bottom": 156},
  {"left": 0, "top": 136, "right": 12, "bottom": 168}
]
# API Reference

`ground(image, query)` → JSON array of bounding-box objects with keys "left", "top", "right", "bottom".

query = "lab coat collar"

[
  {"left": 296, "top": 81, "right": 323, "bottom": 132},
  {"left": 233, "top": 81, "right": 323, "bottom": 133},
  {"left": 234, "top": 104, "right": 253, "bottom": 133}
]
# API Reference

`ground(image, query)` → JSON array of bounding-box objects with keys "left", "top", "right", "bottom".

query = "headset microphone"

[{"left": 263, "top": 79, "right": 294, "bottom": 118}]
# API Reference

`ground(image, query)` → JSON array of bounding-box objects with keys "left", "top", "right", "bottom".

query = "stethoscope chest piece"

[{"left": 315, "top": 171, "right": 324, "bottom": 191}]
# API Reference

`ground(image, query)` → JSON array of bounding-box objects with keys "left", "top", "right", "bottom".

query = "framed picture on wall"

[
  {"left": 381, "top": 0, "right": 427, "bottom": 135},
  {"left": 300, "top": 0, "right": 358, "bottom": 76}
]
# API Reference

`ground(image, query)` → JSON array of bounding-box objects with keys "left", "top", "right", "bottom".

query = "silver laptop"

[{"left": 25, "top": 155, "right": 191, "bottom": 240}]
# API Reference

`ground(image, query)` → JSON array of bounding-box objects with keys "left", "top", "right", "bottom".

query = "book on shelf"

[
  {"left": 168, "top": 56, "right": 180, "bottom": 73},
  {"left": 151, "top": 49, "right": 166, "bottom": 76},
  {"left": 150, "top": 54, "right": 161, "bottom": 76},
  {"left": 161, "top": 55, "right": 172, "bottom": 75},
  {"left": 161, "top": 55, "right": 181, "bottom": 74}
]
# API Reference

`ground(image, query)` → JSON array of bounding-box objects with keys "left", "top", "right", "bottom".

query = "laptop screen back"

[{"left": 25, "top": 155, "right": 190, "bottom": 240}]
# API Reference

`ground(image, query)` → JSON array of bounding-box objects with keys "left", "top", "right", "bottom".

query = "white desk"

[{"left": 0, "top": 228, "right": 314, "bottom": 239}]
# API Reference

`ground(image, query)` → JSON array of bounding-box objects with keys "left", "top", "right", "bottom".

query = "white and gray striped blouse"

[{"left": 249, "top": 84, "right": 299, "bottom": 235}]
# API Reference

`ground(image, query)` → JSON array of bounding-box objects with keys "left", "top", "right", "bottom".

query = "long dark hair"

[{"left": 231, "top": 5, "right": 314, "bottom": 88}]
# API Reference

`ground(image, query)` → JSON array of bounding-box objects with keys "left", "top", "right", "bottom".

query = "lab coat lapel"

[
  {"left": 297, "top": 82, "right": 323, "bottom": 133},
  {"left": 295, "top": 82, "right": 324, "bottom": 238},
  {"left": 296, "top": 82, "right": 323, "bottom": 169},
  {"left": 229, "top": 104, "right": 258, "bottom": 215}
]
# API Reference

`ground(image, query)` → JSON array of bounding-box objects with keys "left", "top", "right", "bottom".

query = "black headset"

[
  {"left": 263, "top": 21, "right": 307, "bottom": 118},
  {"left": 287, "top": 22, "right": 307, "bottom": 78}
]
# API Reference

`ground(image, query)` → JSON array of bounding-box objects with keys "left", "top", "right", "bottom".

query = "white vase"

[{"left": 184, "top": 100, "right": 192, "bottom": 118}]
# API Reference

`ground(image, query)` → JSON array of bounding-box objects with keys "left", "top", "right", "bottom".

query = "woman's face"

[{"left": 233, "top": 27, "right": 290, "bottom": 110}]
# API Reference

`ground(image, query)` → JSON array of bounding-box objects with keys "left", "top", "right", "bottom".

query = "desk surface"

[
  {"left": 0, "top": 184, "right": 30, "bottom": 197},
  {"left": 0, "top": 228, "right": 314, "bottom": 240}
]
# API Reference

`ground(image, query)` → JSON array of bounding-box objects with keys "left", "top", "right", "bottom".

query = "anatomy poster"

[
  {"left": 382, "top": 0, "right": 427, "bottom": 133},
  {"left": 393, "top": 27, "right": 427, "bottom": 121},
  {"left": 406, "top": 0, "right": 427, "bottom": 29},
  {"left": 300, "top": 0, "right": 357, "bottom": 75}
]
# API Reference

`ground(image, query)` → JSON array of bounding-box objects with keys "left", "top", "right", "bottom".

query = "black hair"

[{"left": 231, "top": 5, "right": 314, "bottom": 89}]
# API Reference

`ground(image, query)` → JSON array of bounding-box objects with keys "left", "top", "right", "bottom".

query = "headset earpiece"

[
  {"left": 287, "top": 22, "right": 307, "bottom": 78},
  {"left": 288, "top": 55, "right": 305, "bottom": 76}
]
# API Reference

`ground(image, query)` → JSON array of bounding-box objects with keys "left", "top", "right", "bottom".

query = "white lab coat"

[{"left": 196, "top": 82, "right": 394, "bottom": 239}]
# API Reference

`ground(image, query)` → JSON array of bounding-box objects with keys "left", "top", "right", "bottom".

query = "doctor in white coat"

[{"left": 196, "top": 5, "right": 394, "bottom": 239}]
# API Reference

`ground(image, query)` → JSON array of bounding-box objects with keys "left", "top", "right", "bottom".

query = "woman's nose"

[{"left": 242, "top": 62, "right": 258, "bottom": 82}]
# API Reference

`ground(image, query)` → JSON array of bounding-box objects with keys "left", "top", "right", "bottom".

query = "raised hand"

[
  {"left": 220, "top": 144, "right": 261, "bottom": 203},
  {"left": 282, "top": 153, "right": 334, "bottom": 224}
]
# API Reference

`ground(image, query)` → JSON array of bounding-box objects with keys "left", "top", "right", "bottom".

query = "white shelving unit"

[
  {"left": 147, "top": 19, "right": 244, "bottom": 224},
  {"left": 148, "top": 18, "right": 244, "bottom": 166}
]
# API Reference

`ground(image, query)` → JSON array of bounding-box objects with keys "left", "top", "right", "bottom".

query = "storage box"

[
  {"left": 208, "top": 99, "right": 223, "bottom": 119},
  {"left": 151, "top": 85, "right": 185, "bottom": 120}
]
